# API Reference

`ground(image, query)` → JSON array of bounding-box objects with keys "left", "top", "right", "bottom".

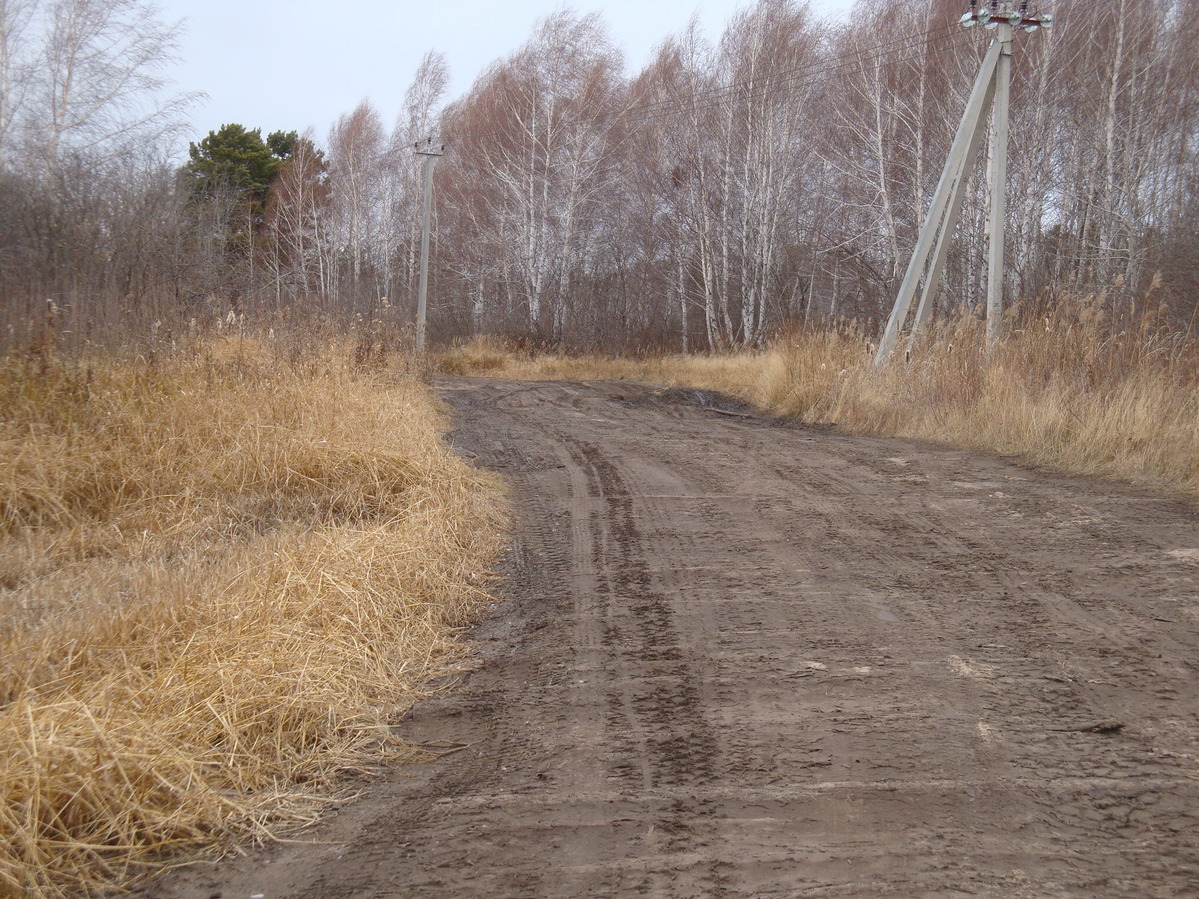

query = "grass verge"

[
  {"left": 0, "top": 339, "right": 506, "bottom": 897},
  {"left": 437, "top": 306, "right": 1199, "bottom": 498}
]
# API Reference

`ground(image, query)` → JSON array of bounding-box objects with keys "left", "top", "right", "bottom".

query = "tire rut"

[{"left": 560, "top": 433, "right": 724, "bottom": 894}]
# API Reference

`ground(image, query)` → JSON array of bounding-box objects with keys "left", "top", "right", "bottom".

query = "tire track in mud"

[
  {"left": 145, "top": 377, "right": 1199, "bottom": 899},
  {"left": 567, "top": 436, "right": 717, "bottom": 780},
  {"left": 560, "top": 434, "right": 722, "bottom": 891}
]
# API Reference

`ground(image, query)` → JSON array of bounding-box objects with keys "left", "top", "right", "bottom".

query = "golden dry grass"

[
  {"left": 829, "top": 311, "right": 1199, "bottom": 495},
  {"left": 0, "top": 339, "right": 506, "bottom": 897},
  {"left": 437, "top": 305, "right": 1199, "bottom": 497}
]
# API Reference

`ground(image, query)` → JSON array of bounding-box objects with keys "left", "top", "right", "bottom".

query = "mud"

[{"left": 147, "top": 378, "right": 1199, "bottom": 898}]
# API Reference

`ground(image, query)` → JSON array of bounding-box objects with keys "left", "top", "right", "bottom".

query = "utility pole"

[
  {"left": 414, "top": 138, "right": 444, "bottom": 354},
  {"left": 875, "top": 1, "right": 1052, "bottom": 365},
  {"left": 986, "top": 7, "right": 1014, "bottom": 345}
]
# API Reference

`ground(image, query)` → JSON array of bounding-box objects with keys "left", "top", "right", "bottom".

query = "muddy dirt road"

[{"left": 151, "top": 378, "right": 1199, "bottom": 898}]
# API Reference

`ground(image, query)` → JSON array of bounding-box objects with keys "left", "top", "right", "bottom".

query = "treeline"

[{"left": 3, "top": 0, "right": 1198, "bottom": 352}]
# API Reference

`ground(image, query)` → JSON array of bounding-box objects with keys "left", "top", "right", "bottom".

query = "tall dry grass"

[
  {"left": 0, "top": 339, "right": 505, "bottom": 896},
  {"left": 438, "top": 303, "right": 1199, "bottom": 497},
  {"left": 819, "top": 308, "right": 1199, "bottom": 495}
]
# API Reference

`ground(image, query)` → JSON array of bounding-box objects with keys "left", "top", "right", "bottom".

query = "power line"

[
  {"left": 441, "top": 20, "right": 984, "bottom": 147},
  {"left": 449, "top": 23, "right": 965, "bottom": 143},
  {"left": 618, "top": 20, "right": 962, "bottom": 121},
  {"left": 632, "top": 33, "right": 981, "bottom": 129}
]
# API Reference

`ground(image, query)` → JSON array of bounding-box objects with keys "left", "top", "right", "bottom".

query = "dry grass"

[
  {"left": 0, "top": 339, "right": 506, "bottom": 897},
  {"left": 436, "top": 334, "right": 785, "bottom": 391},
  {"left": 437, "top": 304, "right": 1199, "bottom": 497},
  {"left": 824, "top": 309, "right": 1199, "bottom": 496}
]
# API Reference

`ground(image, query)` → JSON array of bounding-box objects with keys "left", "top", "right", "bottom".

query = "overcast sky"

[{"left": 156, "top": 0, "right": 854, "bottom": 148}]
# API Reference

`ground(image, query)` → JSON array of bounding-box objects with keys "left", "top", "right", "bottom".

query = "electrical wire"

[
  {"left": 441, "top": 19, "right": 986, "bottom": 147},
  {"left": 631, "top": 33, "right": 981, "bottom": 128},
  {"left": 615, "top": 19, "right": 962, "bottom": 120},
  {"left": 446, "top": 23, "right": 964, "bottom": 143}
]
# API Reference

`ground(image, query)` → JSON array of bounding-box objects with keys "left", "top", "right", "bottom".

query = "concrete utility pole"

[
  {"left": 414, "top": 139, "right": 444, "bottom": 354},
  {"left": 985, "top": 8, "right": 1014, "bottom": 345},
  {"left": 875, "top": 1, "right": 1052, "bottom": 365}
]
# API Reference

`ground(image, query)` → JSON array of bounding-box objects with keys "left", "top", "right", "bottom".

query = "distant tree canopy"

[
  {"left": 185, "top": 125, "right": 300, "bottom": 207},
  {"left": 5, "top": 1, "right": 1199, "bottom": 353}
]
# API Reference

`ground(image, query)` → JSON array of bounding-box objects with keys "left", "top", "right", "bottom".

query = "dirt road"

[{"left": 150, "top": 378, "right": 1199, "bottom": 898}]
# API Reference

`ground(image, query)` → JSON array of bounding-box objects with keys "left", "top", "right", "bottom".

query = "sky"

[{"left": 156, "top": 0, "right": 854, "bottom": 149}]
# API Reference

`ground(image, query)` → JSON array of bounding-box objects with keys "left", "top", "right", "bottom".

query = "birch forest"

[{"left": 2, "top": 0, "right": 1198, "bottom": 352}]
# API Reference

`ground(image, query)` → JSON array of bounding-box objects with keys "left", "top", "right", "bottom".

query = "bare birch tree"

[
  {"left": 0, "top": 0, "right": 35, "bottom": 165},
  {"left": 326, "top": 100, "right": 386, "bottom": 309},
  {"left": 33, "top": 0, "right": 191, "bottom": 173},
  {"left": 442, "top": 11, "right": 623, "bottom": 340}
]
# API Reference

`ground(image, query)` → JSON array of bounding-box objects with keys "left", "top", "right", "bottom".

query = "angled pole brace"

[
  {"left": 875, "top": 38, "right": 1002, "bottom": 364},
  {"left": 912, "top": 71, "right": 997, "bottom": 338}
]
